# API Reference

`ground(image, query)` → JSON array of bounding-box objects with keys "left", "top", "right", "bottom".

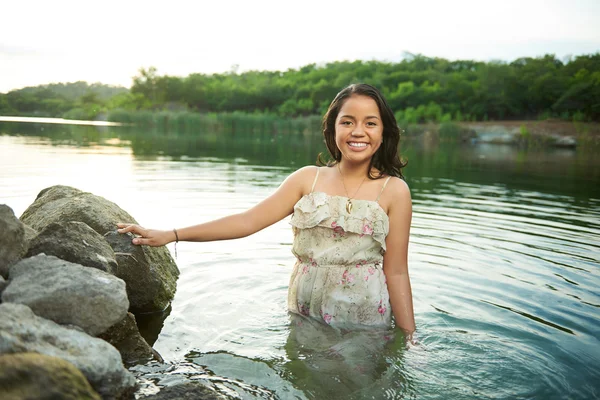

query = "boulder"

[
  {"left": 20, "top": 185, "right": 128, "bottom": 235},
  {"left": 105, "top": 231, "right": 177, "bottom": 313},
  {"left": 0, "top": 303, "right": 136, "bottom": 399},
  {"left": 552, "top": 135, "right": 577, "bottom": 148},
  {"left": 99, "top": 312, "right": 160, "bottom": 367},
  {"left": 26, "top": 221, "right": 118, "bottom": 274},
  {"left": 0, "top": 205, "right": 29, "bottom": 278},
  {"left": 2, "top": 255, "right": 128, "bottom": 336},
  {"left": 0, "top": 352, "right": 101, "bottom": 400},
  {"left": 23, "top": 224, "right": 38, "bottom": 243},
  {"left": 20, "top": 185, "right": 179, "bottom": 313}
]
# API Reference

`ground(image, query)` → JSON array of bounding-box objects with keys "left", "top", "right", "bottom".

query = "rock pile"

[{"left": 0, "top": 186, "right": 181, "bottom": 399}]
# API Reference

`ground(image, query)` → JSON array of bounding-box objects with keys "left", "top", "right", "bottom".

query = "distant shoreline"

[
  {"left": 1, "top": 115, "right": 598, "bottom": 139},
  {"left": 460, "top": 120, "right": 600, "bottom": 139}
]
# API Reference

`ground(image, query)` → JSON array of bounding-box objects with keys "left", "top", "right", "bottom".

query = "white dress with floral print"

[{"left": 288, "top": 188, "right": 392, "bottom": 328}]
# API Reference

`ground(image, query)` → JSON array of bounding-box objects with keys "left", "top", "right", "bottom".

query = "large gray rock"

[
  {"left": 26, "top": 221, "right": 118, "bottom": 274},
  {"left": 0, "top": 205, "right": 29, "bottom": 278},
  {"left": 0, "top": 352, "right": 101, "bottom": 400},
  {"left": 20, "top": 185, "right": 179, "bottom": 313},
  {"left": 2, "top": 255, "right": 129, "bottom": 336},
  {"left": 0, "top": 303, "right": 136, "bottom": 399},
  {"left": 23, "top": 223, "right": 37, "bottom": 243},
  {"left": 20, "top": 185, "right": 130, "bottom": 235},
  {"left": 105, "top": 231, "right": 177, "bottom": 313},
  {"left": 99, "top": 312, "right": 159, "bottom": 367}
]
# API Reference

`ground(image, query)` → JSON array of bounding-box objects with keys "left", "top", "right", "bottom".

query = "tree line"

[
  {"left": 0, "top": 81, "right": 127, "bottom": 120},
  {"left": 1, "top": 53, "right": 599, "bottom": 123}
]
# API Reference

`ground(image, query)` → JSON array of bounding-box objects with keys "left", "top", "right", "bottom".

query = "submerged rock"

[
  {"left": 0, "top": 352, "right": 101, "bottom": 400},
  {"left": 20, "top": 185, "right": 179, "bottom": 313},
  {"left": 100, "top": 312, "right": 160, "bottom": 367},
  {"left": 0, "top": 205, "right": 30, "bottom": 278},
  {"left": 141, "top": 382, "right": 226, "bottom": 400},
  {"left": 0, "top": 303, "right": 136, "bottom": 399},
  {"left": 26, "top": 221, "right": 118, "bottom": 274},
  {"left": 2, "top": 255, "right": 128, "bottom": 336}
]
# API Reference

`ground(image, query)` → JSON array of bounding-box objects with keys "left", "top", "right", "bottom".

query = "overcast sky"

[{"left": 1, "top": 0, "right": 599, "bottom": 93}]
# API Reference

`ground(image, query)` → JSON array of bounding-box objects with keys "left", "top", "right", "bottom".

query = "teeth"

[{"left": 349, "top": 142, "right": 367, "bottom": 148}]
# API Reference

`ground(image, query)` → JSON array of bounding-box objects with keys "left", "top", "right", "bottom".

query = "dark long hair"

[{"left": 317, "top": 83, "right": 407, "bottom": 179}]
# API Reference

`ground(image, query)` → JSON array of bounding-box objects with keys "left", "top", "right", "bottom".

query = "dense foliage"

[
  {"left": 1, "top": 53, "right": 599, "bottom": 122},
  {"left": 0, "top": 82, "right": 128, "bottom": 120}
]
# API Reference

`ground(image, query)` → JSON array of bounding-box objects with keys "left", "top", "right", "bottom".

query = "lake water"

[{"left": 1, "top": 121, "right": 599, "bottom": 399}]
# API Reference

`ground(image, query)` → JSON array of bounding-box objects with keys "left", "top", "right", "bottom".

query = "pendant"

[{"left": 346, "top": 199, "right": 353, "bottom": 214}]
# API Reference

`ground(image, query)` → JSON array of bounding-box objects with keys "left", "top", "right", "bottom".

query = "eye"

[
  {"left": 367, "top": 121, "right": 377, "bottom": 127},
  {"left": 340, "top": 120, "right": 352, "bottom": 126}
]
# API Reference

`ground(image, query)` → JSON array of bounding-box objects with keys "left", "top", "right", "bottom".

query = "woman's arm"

[
  {"left": 117, "top": 166, "right": 317, "bottom": 246},
  {"left": 382, "top": 178, "right": 416, "bottom": 336}
]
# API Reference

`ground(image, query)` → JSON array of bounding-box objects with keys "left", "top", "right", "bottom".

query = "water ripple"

[{"left": 2, "top": 134, "right": 599, "bottom": 399}]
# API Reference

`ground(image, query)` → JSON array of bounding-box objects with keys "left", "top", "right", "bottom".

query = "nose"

[{"left": 351, "top": 127, "right": 365, "bottom": 136}]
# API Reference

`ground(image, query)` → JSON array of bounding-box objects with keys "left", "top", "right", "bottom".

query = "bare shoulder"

[
  {"left": 380, "top": 176, "right": 411, "bottom": 218},
  {"left": 283, "top": 165, "right": 320, "bottom": 195},
  {"left": 385, "top": 176, "right": 411, "bottom": 201},
  {"left": 295, "top": 165, "right": 320, "bottom": 175},
  {"left": 290, "top": 165, "right": 320, "bottom": 182}
]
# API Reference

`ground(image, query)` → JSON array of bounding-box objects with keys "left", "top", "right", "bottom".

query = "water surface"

[{"left": 1, "top": 121, "right": 599, "bottom": 399}]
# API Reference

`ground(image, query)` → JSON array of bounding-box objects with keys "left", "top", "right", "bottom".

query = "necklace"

[{"left": 337, "top": 163, "right": 367, "bottom": 213}]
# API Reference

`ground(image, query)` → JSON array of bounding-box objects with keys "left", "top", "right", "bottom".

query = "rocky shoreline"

[
  {"left": 0, "top": 186, "right": 222, "bottom": 399},
  {"left": 406, "top": 120, "right": 600, "bottom": 149}
]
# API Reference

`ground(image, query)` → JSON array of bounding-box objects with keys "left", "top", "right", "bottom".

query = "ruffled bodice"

[
  {"left": 290, "top": 191, "right": 389, "bottom": 262},
  {"left": 287, "top": 191, "right": 392, "bottom": 327}
]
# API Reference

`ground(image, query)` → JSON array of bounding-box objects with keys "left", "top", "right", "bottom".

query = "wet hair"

[{"left": 317, "top": 83, "right": 407, "bottom": 179}]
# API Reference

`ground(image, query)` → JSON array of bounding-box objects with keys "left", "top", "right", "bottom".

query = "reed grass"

[{"left": 107, "top": 110, "right": 323, "bottom": 136}]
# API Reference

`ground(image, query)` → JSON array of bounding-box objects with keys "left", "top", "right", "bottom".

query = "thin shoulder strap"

[
  {"left": 310, "top": 168, "right": 320, "bottom": 193},
  {"left": 376, "top": 176, "right": 392, "bottom": 202}
]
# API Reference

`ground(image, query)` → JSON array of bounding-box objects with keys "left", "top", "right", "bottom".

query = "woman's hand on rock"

[{"left": 116, "top": 223, "right": 173, "bottom": 247}]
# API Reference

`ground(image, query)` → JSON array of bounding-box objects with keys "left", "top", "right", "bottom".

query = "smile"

[{"left": 348, "top": 142, "right": 368, "bottom": 148}]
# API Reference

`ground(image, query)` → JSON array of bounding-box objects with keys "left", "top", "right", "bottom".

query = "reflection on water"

[
  {"left": 136, "top": 305, "right": 172, "bottom": 347},
  {"left": 0, "top": 116, "right": 123, "bottom": 126},
  {"left": 282, "top": 315, "right": 413, "bottom": 399},
  {"left": 132, "top": 318, "right": 414, "bottom": 399},
  {"left": 1, "top": 121, "right": 599, "bottom": 399}
]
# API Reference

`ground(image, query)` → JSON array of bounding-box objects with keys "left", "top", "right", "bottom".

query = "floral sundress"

[{"left": 288, "top": 173, "right": 393, "bottom": 327}]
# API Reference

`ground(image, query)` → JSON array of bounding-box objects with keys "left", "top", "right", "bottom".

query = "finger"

[
  {"left": 117, "top": 226, "right": 132, "bottom": 233},
  {"left": 132, "top": 237, "right": 150, "bottom": 246},
  {"left": 117, "top": 224, "right": 140, "bottom": 234}
]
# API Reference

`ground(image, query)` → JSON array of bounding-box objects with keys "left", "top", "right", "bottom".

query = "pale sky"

[{"left": 1, "top": 0, "right": 599, "bottom": 93}]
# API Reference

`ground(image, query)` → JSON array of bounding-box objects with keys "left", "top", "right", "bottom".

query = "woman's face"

[{"left": 334, "top": 94, "right": 384, "bottom": 165}]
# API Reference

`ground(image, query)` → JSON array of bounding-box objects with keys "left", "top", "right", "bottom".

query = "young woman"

[{"left": 117, "top": 83, "right": 415, "bottom": 337}]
